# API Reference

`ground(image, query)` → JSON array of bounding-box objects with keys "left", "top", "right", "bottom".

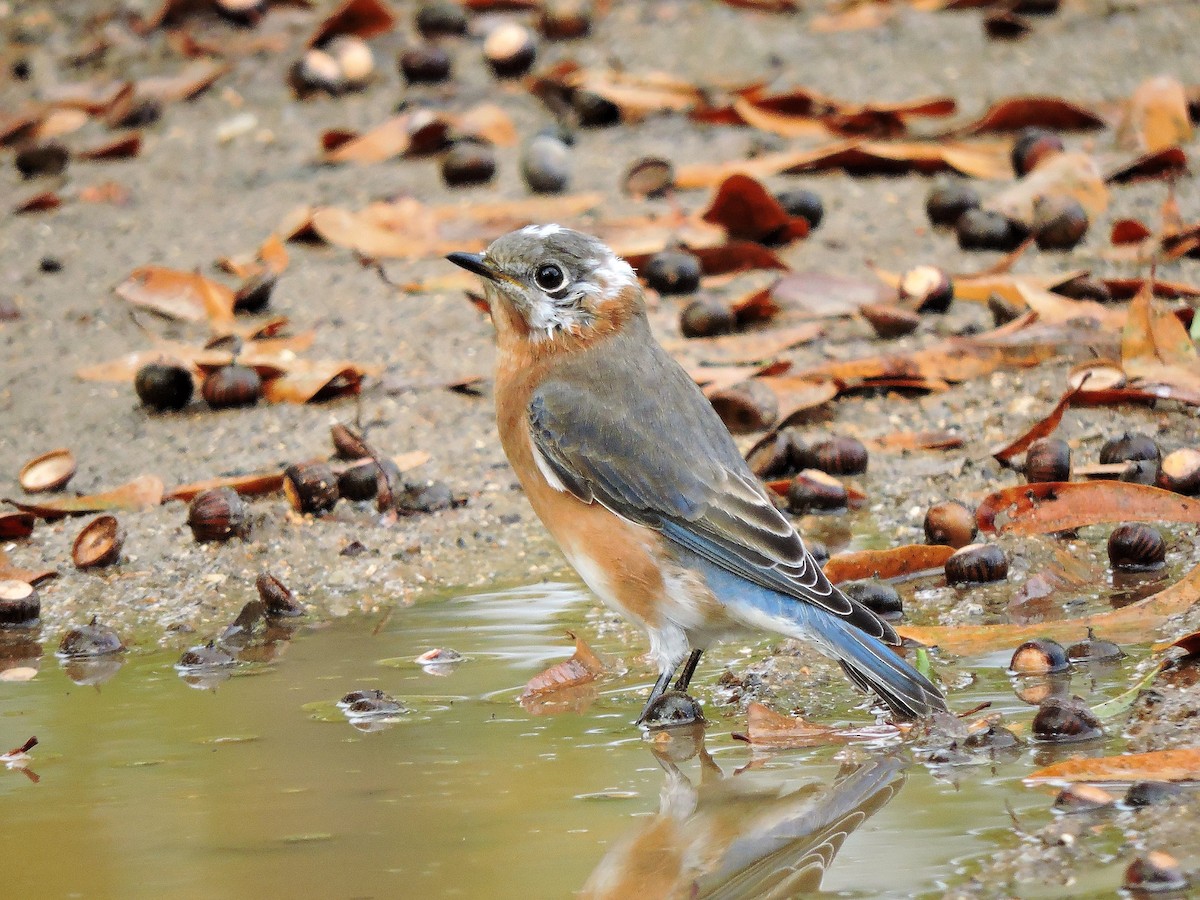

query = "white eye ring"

[{"left": 533, "top": 262, "right": 568, "bottom": 293}]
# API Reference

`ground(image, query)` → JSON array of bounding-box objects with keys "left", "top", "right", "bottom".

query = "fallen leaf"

[
  {"left": 793, "top": 336, "right": 1055, "bottom": 385},
  {"left": 977, "top": 481, "right": 1200, "bottom": 536},
  {"left": 732, "top": 702, "right": 842, "bottom": 747},
  {"left": 664, "top": 323, "right": 823, "bottom": 366},
  {"left": 115, "top": 267, "right": 235, "bottom": 325},
  {"left": 771, "top": 270, "right": 890, "bottom": 318},
  {"left": 730, "top": 87, "right": 955, "bottom": 139},
  {"left": 562, "top": 67, "right": 706, "bottom": 122},
  {"left": 451, "top": 103, "right": 517, "bottom": 146},
  {"left": 307, "top": 0, "right": 396, "bottom": 48},
  {"left": 321, "top": 111, "right": 449, "bottom": 164},
  {"left": 700, "top": 173, "right": 810, "bottom": 244},
  {"left": 824, "top": 545, "right": 956, "bottom": 584},
  {"left": 0, "top": 513, "right": 35, "bottom": 539},
  {"left": 0, "top": 549, "right": 56, "bottom": 586},
  {"left": 1154, "top": 630, "right": 1200, "bottom": 656},
  {"left": 985, "top": 151, "right": 1109, "bottom": 226},
  {"left": 78, "top": 181, "right": 132, "bottom": 205},
  {"left": 869, "top": 430, "right": 964, "bottom": 452},
  {"left": 951, "top": 96, "right": 1106, "bottom": 135},
  {"left": 810, "top": 2, "right": 895, "bottom": 32},
  {"left": 1122, "top": 285, "right": 1200, "bottom": 393},
  {"left": 6, "top": 475, "right": 164, "bottom": 520},
  {"left": 135, "top": 59, "right": 230, "bottom": 105},
  {"left": 165, "top": 471, "right": 286, "bottom": 502},
  {"left": 991, "top": 380, "right": 1085, "bottom": 466},
  {"left": 1026, "top": 747, "right": 1200, "bottom": 784},
  {"left": 261, "top": 360, "right": 381, "bottom": 403},
  {"left": 519, "top": 631, "right": 607, "bottom": 700},
  {"left": 13, "top": 191, "right": 62, "bottom": 215},
  {"left": 1116, "top": 76, "right": 1193, "bottom": 153},
  {"left": 1103, "top": 146, "right": 1188, "bottom": 184},
  {"left": 75, "top": 132, "right": 142, "bottom": 161},
  {"left": 754, "top": 375, "right": 840, "bottom": 424}
]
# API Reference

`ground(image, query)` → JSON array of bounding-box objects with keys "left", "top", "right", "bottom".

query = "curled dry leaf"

[
  {"left": 321, "top": 111, "right": 450, "bottom": 164},
  {"left": 1122, "top": 286, "right": 1200, "bottom": 394},
  {"left": 772, "top": 271, "right": 890, "bottom": 319},
  {"left": 1116, "top": 76, "right": 1193, "bottom": 153},
  {"left": 732, "top": 702, "right": 841, "bottom": 747},
  {"left": 701, "top": 174, "right": 810, "bottom": 244},
  {"left": 991, "top": 379, "right": 1086, "bottom": 466},
  {"left": 1026, "top": 747, "right": 1200, "bottom": 784},
  {"left": 261, "top": 359, "right": 382, "bottom": 403},
  {"left": 115, "top": 267, "right": 235, "bottom": 325},
  {"left": 794, "top": 336, "right": 1055, "bottom": 386},
  {"left": 0, "top": 549, "right": 56, "bottom": 586},
  {"left": 19, "top": 449, "right": 76, "bottom": 493},
  {"left": 135, "top": 60, "right": 230, "bottom": 105},
  {"left": 451, "top": 103, "right": 517, "bottom": 147},
  {"left": 899, "top": 559, "right": 1200, "bottom": 655},
  {"left": 1103, "top": 146, "right": 1189, "bottom": 184},
  {"left": 165, "top": 471, "right": 285, "bottom": 503},
  {"left": 0, "top": 513, "right": 36, "bottom": 539},
  {"left": 824, "top": 545, "right": 956, "bottom": 584},
  {"left": 75, "top": 133, "right": 142, "bottom": 161},
  {"left": 752, "top": 375, "right": 840, "bottom": 425},
  {"left": 6, "top": 475, "right": 164, "bottom": 521},
  {"left": 951, "top": 95, "right": 1107, "bottom": 136},
  {"left": 519, "top": 631, "right": 607, "bottom": 700},
  {"left": 14, "top": 192, "right": 62, "bottom": 215},
  {"left": 730, "top": 86, "right": 955, "bottom": 139},
  {"left": 977, "top": 481, "right": 1200, "bottom": 536},
  {"left": 869, "top": 430, "right": 964, "bottom": 452},
  {"left": 307, "top": 0, "right": 397, "bottom": 48}
]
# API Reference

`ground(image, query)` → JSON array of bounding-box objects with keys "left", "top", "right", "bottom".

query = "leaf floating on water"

[
  {"left": 733, "top": 703, "right": 842, "bottom": 747},
  {"left": 824, "top": 545, "right": 956, "bottom": 584},
  {"left": 976, "top": 481, "right": 1200, "bottom": 536},
  {"left": 1026, "top": 747, "right": 1200, "bottom": 784},
  {"left": 520, "top": 631, "right": 607, "bottom": 700},
  {"left": 6, "top": 475, "right": 165, "bottom": 520}
]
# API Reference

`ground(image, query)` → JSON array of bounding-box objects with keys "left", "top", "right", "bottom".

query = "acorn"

[
  {"left": 57, "top": 618, "right": 124, "bottom": 658},
  {"left": 746, "top": 431, "right": 794, "bottom": 479},
  {"left": 786, "top": 470, "right": 848, "bottom": 514},
  {"left": 484, "top": 23, "right": 536, "bottom": 78},
  {"left": 643, "top": 249, "right": 702, "bottom": 295},
  {"left": 520, "top": 133, "right": 571, "bottom": 194},
  {"left": 72, "top": 515, "right": 123, "bottom": 569},
  {"left": 680, "top": 297, "right": 736, "bottom": 338},
  {"left": 289, "top": 48, "right": 344, "bottom": 96},
  {"left": 283, "top": 462, "right": 339, "bottom": 516},
  {"left": 925, "top": 179, "right": 981, "bottom": 228},
  {"left": 0, "top": 580, "right": 39, "bottom": 627},
  {"left": 842, "top": 580, "right": 903, "bottom": 620},
  {"left": 572, "top": 90, "right": 621, "bottom": 127},
  {"left": 135, "top": 362, "right": 194, "bottom": 411},
  {"left": 18, "top": 448, "right": 76, "bottom": 493},
  {"left": 187, "top": 487, "right": 250, "bottom": 542},
  {"left": 898, "top": 265, "right": 954, "bottom": 313},
  {"left": 326, "top": 36, "right": 374, "bottom": 90},
  {"left": 708, "top": 380, "right": 778, "bottom": 433},
  {"left": 1052, "top": 783, "right": 1115, "bottom": 813},
  {"left": 399, "top": 44, "right": 452, "bottom": 84},
  {"left": 1032, "top": 195, "right": 1088, "bottom": 251},
  {"left": 1009, "top": 638, "right": 1070, "bottom": 674},
  {"left": 538, "top": 0, "right": 592, "bottom": 39},
  {"left": 774, "top": 188, "right": 824, "bottom": 230},
  {"left": 1011, "top": 127, "right": 1064, "bottom": 176},
  {"left": 395, "top": 480, "right": 457, "bottom": 514},
  {"left": 804, "top": 436, "right": 868, "bottom": 476},
  {"left": 1054, "top": 275, "right": 1113, "bottom": 304},
  {"left": 1031, "top": 695, "right": 1102, "bottom": 742},
  {"left": 1013, "top": 672, "right": 1071, "bottom": 706},
  {"left": 956, "top": 209, "right": 1026, "bottom": 252},
  {"left": 256, "top": 573, "right": 304, "bottom": 619},
  {"left": 1024, "top": 437, "right": 1071, "bottom": 483},
  {"left": 1100, "top": 432, "right": 1161, "bottom": 467},
  {"left": 923, "top": 501, "right": 976, "bottom": 548},
  {"left": 415, "top": 1, "right": 468, "bottom": 37},
  {"left": 178, "top": 640, "right": 236, "bottom": 669},
  {"left": 201, "top": 364, "right": 262, "bottom": 409},
  {"left": 441, "top": 139, "right": 496, "bottom": 187},
  {"left": 1107, "top": 522, "right": 1166, "bottom": 571},
  {"left": 233, "top": 271, "right": 276, "bottom": 314},
  {"left": 945, "top": 543, "right": 1008, "bottom": 585},
  {"left": 623, "top": 157, "right": 674, "bottom": 198},
  {"left": 338, "top": 458, "right": 401, "bottom": 502},
  {"left": 1124, "top": 852, "right": 1188, "bottom": 893},
  {"left": 15, "top": 142, "right": 69, "bottom": 179},
  {"left": 861, "top": 303, "right": 920, "bottom": 338},
  {"left": 1157, "top": 448, "right": 1200, "bottom": 495},
  {"left": 988, "top": 291, "right": 1023, "bottom": 326},
  {"left": 1066, "top": 629, "right": 1123, "bottom": 663},
  {"left": 1124, "top": 781, "right": 1184, "bottom": 808}
]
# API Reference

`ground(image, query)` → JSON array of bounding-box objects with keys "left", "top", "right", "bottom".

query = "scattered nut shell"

[
  {"left": 484, "top": 22, "right": 536, "bottom": 78},
  {"left": 898, "top": 265, "right": 953, "bottom": 313},
  {"left": 1031, "top": 694, "right": 1102, "bottom": 742},
  {"left": 1124, "top": 852, "right": 1188, "bottom": 893},
  {"left": 256, "top": 573, "right": 304, "bottom": 619},
  {"left": 283, "top": 462, "right": 340, "bottom": 516},
  {"left": 0, "top": 580, "right": 39, "bottom": 627},
  {"left": 680, "top": 297, "right": 736, "bottom": 338},
  {"left": 19, "top": 448, "right": 76, "bottom": 493},
  {"left": 57, "top": 618, "right": 124, "bottom": 658},
  {"left": 399, "top": 44, "right": 452, "bottom": 84},
  {"left": 1009, "top": 638, "right": 1070, "bottom": 674},
  {"left": 1157, "top": 448, "right": 1200, "bottom": 495},
  {"left": 925, "top": 178, "right": 981, "bottom": 228},
  {"left": 202, "top": 364, "right": 262, "bottom": 409},
  {"left": 72, "top": 514, "right": 124, "bottom": 569},
  {"left": 786, "top": 470, "right": 848, "bottom": 514},
  {"left": 861, "top": 302, "right": 920, "bottom": 338},
  {"left": 774, "top": 188, "right": 823, "bottom": 229},
  {"left": 1052, "top": 783, "right": 1114, "bottom": 813},
  {"left": 708, "top": 380, "right": 778, "bottom": 433},
  {"left": 520, "top": 133, "right": 571, "bottom": 194},
  {"left": 1011, "top": 127, "right": 1064, "bottom": 176},
  {"left": 441, "top": 139, "right": 496, "bottom": 187}
]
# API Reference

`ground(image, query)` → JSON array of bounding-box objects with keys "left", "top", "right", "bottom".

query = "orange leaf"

[
  {"left": 985, "top": 151, "right": 1109, "bottom": 226},
  {"left": 75, "top": 132, "right": 141, "bottom": 161},
  {"left": 1122, "top": 285, "right": 1200, "bottom": 393},
  {"left": 115, "top": 267, "right": 235, "bottom": 325},
  {"left": 0, "top": 549, "right": 56, "bottom": 586},
  {"left": 307, "top": 0, "right": 397, "bottom": 48},
  {"left": 824, "top": 545, "right": 956, "bottom": 584},
  {"left": 321, "top": 112, "right": 449, "bottom": 164},
  {"left": 13, "top": 191, "right": 62, "bottom": 215},
  {"left": 870, "top": 430, "right": 964, "bottom": 451},
  {"left": 1116, "top": 76, "right": 1193, "bottom": 153},
  {"left": 520, "top": 631, "right": 607, "bottom": 699},
  {"left": 976, "top": 481, "right": 1200, "bottom": 536},
  {"left": 952, "top": 96, "right": 1106, "bottom": 135},
  {"left": 734, "top": 702, "right": 842, "bottom": 747},
  {"left": 991, "top": 381, "right": 1083, "bottom": 465},
  {"left": 261, "top": 360, "right": 381, "bottom": 404},
  {"left": 1026, "top": 747, "right": 1200, "bottom": 784},
  {"left": 5, "top": 475, "right": 164, "bottom": 520},
  {"left": 164, "top": 471, "right": 285, "bottom": 503},
  {"left": 0, "top": 513, "right": 36, "bottom": 540},
  {"left": 135, "top": 60, "right": 229, "bottom": 104}
]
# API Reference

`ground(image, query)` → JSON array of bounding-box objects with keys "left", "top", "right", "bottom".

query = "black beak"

[{"left": 446, "top": 252, "right": 499, "bottom": 281}]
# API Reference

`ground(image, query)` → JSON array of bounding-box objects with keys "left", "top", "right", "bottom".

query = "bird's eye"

[{"left": 533, "top": 262, "right": 567, "bottom": 293}]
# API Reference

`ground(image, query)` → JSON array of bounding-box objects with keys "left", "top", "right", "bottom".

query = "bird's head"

[{"left": 448, "top": 225, "right": 641, "bottom": 345}]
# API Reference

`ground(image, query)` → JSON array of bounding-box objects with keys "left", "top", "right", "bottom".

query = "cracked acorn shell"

[
  {"left": 72, "top": 515, "right": 123, "bottom": 569},
  {"left": 187, "top": 487, "right": 249, "bottom": 542},
  {"left": 945, "top": 543, "right": 1008, "bottom": 585},
  {"left": 1157, "top": 448, "right": 1200, "bottom": 495},
  {"left": 484, "top": 23, "right": 536, "bottom": 78},
  {"left": 283, "top": 462, "right": 340, "bottom": 515},
  {"left": 898, "top": 265, "right": 954, "bottom": 313},
  {"left": 19, "top": 448, "right": 76, "bottom": 493}
]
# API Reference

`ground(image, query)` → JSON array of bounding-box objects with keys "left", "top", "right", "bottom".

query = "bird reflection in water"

[{"left": 581, "top": 726, "right": 906, "bottom": 899}]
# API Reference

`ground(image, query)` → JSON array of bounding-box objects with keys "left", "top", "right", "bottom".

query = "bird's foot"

[{"left": 636, "top": 691, "right": 704, "bottom": 730}]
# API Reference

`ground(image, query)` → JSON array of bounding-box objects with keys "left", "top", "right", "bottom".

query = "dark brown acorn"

[
  {"left": 72, "top": 515, "right": 123, "bottom": 569},
  {"left": 945, "top": 543, "right": 1008, "bottom": 585},
  {"left": 520, "top": 133, "right": 571, "bottom": 194},
  {"left": 233, "top": 272, "right": 276, "bottom": 313},
  {"left": 708, "top": 380, "right": 778, "bottom": 433},
  {"left": 1066, "top": 628, "right": 1123, "bottom": 663},
  {"left": 861, "top": 303, "right": 920, "bottom": 338},
  {"left": 283, "top": 462, "right": 340, "bottom": 516},
  {"left": 842, "top": 580, "right": 902, "bottom": 620},
  {"left": 924, "top": 501, "right": 976, "bottom": 548},
  {"left": 326, "top": 36, "right": 374, "bottom": 90},
  {"left": 57, "top": 618, "right": 124, "bottom": 658},
  {"left": 1032, "top": 195, "right": 1088, "bottom": 251},
  {"left": 538, "top": 0, "right": 592, "bottom": 39},
  {"left": 572, "top": 90, "right": 621, "bottom": 127},
  {"left": 925, "top": 179, "right": 981, "bottom": 228},
  {"left": 289, "top": 48, "right": 344, "bottom": 96},
  {"left": 1009, "top": 638, "right": 1070, "bottom": 674},
  {"left": 1124, "top": 853, "right": 1188, "bottom": 893},
  {"left": 1054, "top": 275, "right": 1113, "bottom": 304},
  {"left": 898, "top": 265, "right": 954, "bottom": 313},
  {"left": 484, "top": 22, "right": 536, "bottom": 78},
  {"left": 15, "top": 142, "right": 68, "bottom": 179},
  {"left": 775, "top": 188, "right": 824, "bottom": 229},
  {"left": 786, "top": 470, "right": 848, "bottom": 514},
  {"left": 0, "top": 580, "right": 40, "bottom": 627},
  {"left": 135, "top": 362, "right": 194, "bottom": 410},
  {"left": 399, "top": 44, "right": 452, "bottom": 84},
  {"left": 1024, "top": 437, "right": 1071, "bottom": 483},
  {"left": 201, "top": 364, "right": 262, "bottom": 409},
  {"left": 415, "top": 1, "right": 468, "bottom": 37},
  {"left": 956, "top": 208, "right": 1026, "bottom": 252},
  {"left": 1099, "top": 431, "right": 1160, "bottom": 466},
  {"left": 1031, "top": 695, "right": 1102, "bottom": 742},
  {"left": 643, "top": 250, "right": 702, "bottom": 295},
  {"left": 1107, "top": 522, "right": 1166, "bottom": 571},
  {"left": 1124, "top": 781, "right": 1184, "bottom": 807},
  {"left": 338, "top": 458, "right": 401, "bottom": 502},
  {"left": 1052, "top": 783, "right": 1115, "bottom": 813},
  {"left": 803, "top": 436, "right": 868, "bottom": 476},
  {"left": 1157, "top": 448, "right": 1200, "bottom": 495},
  {"left": 680, "top": 297, "right": 736, "bottom": 338},
  {"left": 256, "top": 573, "right": 304, "bottom": 619},
  {"left": 187, "top": 487, "right": 250, "bottom": 542},
  {"left": 1011, "top": 127, "right": 1064, "bottom": 176},
  {"left": 441, "top": 139, "right": 496, "bottom": 187}
]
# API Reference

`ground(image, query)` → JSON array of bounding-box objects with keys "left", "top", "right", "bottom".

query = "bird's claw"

[{"left": 636, "top": 691, "right": 705, "bottom": 730}]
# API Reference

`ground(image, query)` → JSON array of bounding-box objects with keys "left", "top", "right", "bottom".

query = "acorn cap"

[
  {"left": 441, "top": 140, "right": 496, "bottom": 187},
  {"left": 19, "top": 448, "right": 76, "bottom": 493},
  {"left": 1052, "top": 783, "right": 1115, "bottom": 813},
  {"left": 861, "top": 302, "right": 920, "bottom": 338},
  {"left": 1099, "top": 432, "right": 1160, "bottom": 466},
  {"left": 680, "top": 297, "right": 736, "bottom": 338},
  {"left": 1157, "top": 448, "right": 1200, "bottom": 495},
  {"left": 483, "top": 22, "right": 536, "bottom": 78},
  {"left": 898, "top": 265, "right": 953, "bottom": 313},
  {"left": 1124, "top": 852, "right": 1188, "bottom": 893}
]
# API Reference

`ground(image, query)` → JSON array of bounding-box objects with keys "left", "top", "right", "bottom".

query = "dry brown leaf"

[
  {"left": 701, "top": 174, "right": 810, "bottom": 244},
  {"left": 0, "top": 513, "right": 36, "bottom": 540},
  {"left": 824, "top": 545, "right": 956, "bottom": 584},
  {"left": 732, "top": 702, "right": 843, "bottom": 747},
  {"left": 451, "top": 103, "right": 517, "bottom": 146},
  {"left": 135, "top": 60, "right": 229, "bottom": 105},
  {"left": 991, "top": 380, "right": 1083, "bottom": 465},
  {"left": 115, "top": 267, "right": 235, "bottom": 325},
  {"left": 0, "top": 549, "right": 56, "bottom": 586},
  {"left": 772, "top": 270, "right": 890, "bottom": 318},
  {"left": 6, "top": 475, "right": 164, "bottom": 520},
  {"left": 810, "top": 3, "right": 895, "bottom": 32},
  {"left": 165, "top": 471, "right": 285, "bottom": 502},
  {"left": 951, "top": 96, "right": 1106, "bottom": 136},
  {"left": 261, "top": 359, "right": 382, "bottom": 403},
  {"left": 1026, "top": 747, "right": 1200, "bottom": 784},
  {"left": 869, "top": 430, "right": 964, "bottom": 451},
  {"left": 794, "top": 337, "right": 1054, "bottom": 385},
  {"left": 75, "top": 132, "right": 142, "bottom": 161},
  {"left": 755, "top": 375, "right": 840, "bottom": 423},
  {"left": 732, "top": 86, "right": 955, "bottom": 138},
  {"left": 13, "top": 192, "right": 62, "bottom": 215},
  {"left": 1104, "top": 146, "right": 1189, "bottom": 184},
  {"left": 307, "top": 0, "right": 396, "bottom": 48},
  {"left": 78, "top": 181, "right": 132, "bottom": 206},
  {"left": 562, "top": 67, "right": 705, "bottom": 122},
  {"left": 665, "top": 323, "right": 823, "bottom": 366},
  {"left": 1116, "top": 76, "right": 1194, "bottom": 153},
  {"left": 322, "top": 111, "right": 449, "bottom": 164},
  {"left": 32, "top": 108, "right": 89, "bottom": 140},
  {"left": 1122, "top": 285, "right": 1200, "bottom": 393},
  {"left": 520, "top": 631, "right": 607, "bottom": 700},
  {"left": 977, "top": 481, "right": 1200, "bottom": 535}
]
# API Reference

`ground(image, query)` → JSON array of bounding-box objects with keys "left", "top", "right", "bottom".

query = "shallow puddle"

[{"left": 0, "top": 580, "right": 1165, "bottom": 898}]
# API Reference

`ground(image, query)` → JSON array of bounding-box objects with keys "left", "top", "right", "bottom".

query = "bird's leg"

[
  {"left": 635, "top": 669, "right": 676, "bottom": 726},
  {"left": 672, "top": 649, "right": 703, "bottom": 692}
]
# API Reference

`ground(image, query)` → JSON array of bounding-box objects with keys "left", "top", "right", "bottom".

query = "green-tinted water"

[{"left": 0, "top": 581, "right": 1157, "bottom": 898}]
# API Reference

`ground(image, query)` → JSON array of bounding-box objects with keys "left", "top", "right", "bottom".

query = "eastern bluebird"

[{"left": 448, "top": 225, "right": 946, "bottom": 725}]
